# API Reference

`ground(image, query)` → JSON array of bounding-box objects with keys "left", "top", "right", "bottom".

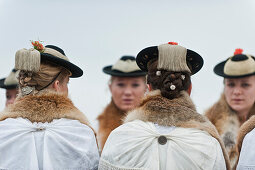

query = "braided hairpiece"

[{"left": 19, "top": 71, "right": 35, "bottom": 95}]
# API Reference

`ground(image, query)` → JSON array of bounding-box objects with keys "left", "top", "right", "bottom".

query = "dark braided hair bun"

[{"left": 147, "top": 59, "right": 191, "bottom": 99}]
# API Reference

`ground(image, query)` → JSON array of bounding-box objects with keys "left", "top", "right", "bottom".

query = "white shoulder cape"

[
  {"left": 0, "top": 117, "right": 99, "bottom": 170},
  {"left": 99, "top": 120, "right": 226, "bottom": 170},
  {"left": 237, "top": 127, "right": 255, "bottom": 170}
]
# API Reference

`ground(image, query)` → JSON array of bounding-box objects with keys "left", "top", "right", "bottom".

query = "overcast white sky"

[{"left": 1, "top": 0, "right": 255, "bottom": 129}]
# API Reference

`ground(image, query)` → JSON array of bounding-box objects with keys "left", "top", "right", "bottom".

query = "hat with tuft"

[
  {"left": 103, "top": 56, "right": 147, "bottom": 77},
  {"left": 214, "top": 48, "right": 255, "bottom": 78},
  {"left": 0, "top": 69, "right": 19, "bottom": 89},
  {"left": 136, "top": 42, "right": 203, "bottom": 75},
  {"left": 15, "top": 41, "right": 83, "bottom": 78}
]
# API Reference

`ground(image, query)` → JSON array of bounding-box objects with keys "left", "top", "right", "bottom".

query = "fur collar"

[
  {"left": 205, "top": 93, "right": 255, "bottom": 168},
  {"left": 97, "top": 100, "right": 125, "bottom": 150},
  {"left": 124, "top": 90, "right": 231, "bottom": 170},
  {"left": 0, "top": 91, "right": 90, "bottom": 127},
  {"left": 205, "top": 94, "right": 240, "bottom": 134},
  {"left": 125, "top": 90, "right": 206, "bottom": 126}
]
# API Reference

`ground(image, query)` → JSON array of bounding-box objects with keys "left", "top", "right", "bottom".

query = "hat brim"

[
  {"left": 41, "top": 53, "right": 83, "bottom": 78},
  {"left": 0, "top": 78, "right": 18, "bottom": 89},
  {"left": 214, "top": 60, "right": 255, "bottom": 78},
  {"left": 136, "top": 46, "right": 203, "bottom": 75},
  {"left": 103, "top": 66, "right": 147, "bottom": 77}
]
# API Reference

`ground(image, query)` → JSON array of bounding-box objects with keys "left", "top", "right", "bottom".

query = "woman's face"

[
  {"left": 109, "top": 76, "right": 147, "bottom": 112},
  {"left": 224, "top": 76, "right": 255, "bottom": 115},
  {"left": 5, "top": 88, "right": 18, "bottom": 106}
]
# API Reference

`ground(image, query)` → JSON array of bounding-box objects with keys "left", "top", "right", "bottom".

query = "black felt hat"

[
  {"left": 15, "top": 44, "right": 83, "bottom": 78},
  {"left": 103, "top": 56, "right": 147, "bottom": 77},
  {"left": 0, "top": 69, "right": 18, "bottom": 89},
  {"left": 214, "top": 49, "right": 255, "bottom": 78},
  {"left": 136, "top": 42, "right": 203, "bottom": 75},
  {"left": 41, "top": 45, "right": 83, "bottom": 78}
]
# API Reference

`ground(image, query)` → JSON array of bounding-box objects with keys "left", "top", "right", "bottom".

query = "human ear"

[
  {"left": 148, "top": 84, "right": 152, "bottom": 91},
  {"left": 187, "top": 83, "right": 192, "bottom": 96},
  {"left": 52, "top": 80, "right": 60, "bottom": 92}
]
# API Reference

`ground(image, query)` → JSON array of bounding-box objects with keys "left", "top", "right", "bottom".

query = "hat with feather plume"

[
  {"left": 136, "top": 42, "right": 203, "bottom": 75},
  {"left": 15, "top": 41, "right": 83, "bottom": 78},
  {"left": 214, "top": 48, "right": 255, "bottom": 78}
]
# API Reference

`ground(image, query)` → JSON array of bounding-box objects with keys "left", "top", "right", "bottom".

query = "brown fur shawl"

[
  {"left": 205, "top": 94, "right": 255, "bottom": 169},
  {"left": 97, "top": 100, "right": 125, "bottom": 151},
  {"left": 0, "top": 91, "right": 91, "bottom": 128},
  {"left": 125, "top": 90, "right": 231, "bottom": 170}
]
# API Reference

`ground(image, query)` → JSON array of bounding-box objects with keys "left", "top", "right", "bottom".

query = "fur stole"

[
  {"left": 97, "top": 100, "right": 125, "bottom": 151},
  {"left": 205, "top": 93, "right": 255, "bottom": 168},
  {"left": 125, "top": 90, "right": 231, "bottom": 170},
  {"left": 0, "top": 91, "right": 91, "bottom": 128}
]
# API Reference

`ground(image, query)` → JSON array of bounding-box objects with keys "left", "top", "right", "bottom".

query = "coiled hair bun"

[{"left": 147, "top": 59, "right": 191, "bottom": 99}]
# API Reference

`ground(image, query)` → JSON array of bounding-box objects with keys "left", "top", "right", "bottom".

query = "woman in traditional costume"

[
  {"left": 205, "top": 49, "right": 255, "bottom": 168},
  {"left": 0, "top": 41, "right": 99, "bottom": 170},
  {"left": 99, "top": 42, "right": 230, "bottom": 170},
  {"left": 97, "top": 56, "right": 147, "bottom": 151}
]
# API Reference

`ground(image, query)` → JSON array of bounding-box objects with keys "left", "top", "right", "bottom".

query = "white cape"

[
  {"left": 99, "top": 120, "right": 226, "bottom": 170},
  {"left": 0, "top": 118, "right": 99, "bottom": 170},
  {"left": 237, "top": 127, "right": 255, "bottom": 170}
]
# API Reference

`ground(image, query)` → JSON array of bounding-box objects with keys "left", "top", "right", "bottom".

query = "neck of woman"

[{"left": 237, "top": 110, "right": 249, "bottom": 124}]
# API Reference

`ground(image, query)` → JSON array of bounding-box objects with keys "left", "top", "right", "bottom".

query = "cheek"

[
  {"left": 224, "top": 87, "right": 232, "bottom": 103},
  {"left": 5, "top": 100, "right": 9, "bottom": 107},
  {"left": 6, "top": 99, "right": 11, "bottom": 103},
  {"left": 134, "top": 87, "right": 145, "bottom": 96},
  {"left": 133, "top": 86, "right": 146, "bottom": 100},
  {"left": 111, "top": 87, "right": 122, "bottom": 102},
  {"left": 65, "top": 85, "right": 68, "bottom": 93},
  {"left": 245, "top": 88, "right": 255, "bottom": 104},
  {"left": 6, "top": 97, "right": 15, "bottom": 105},
  {"left": 61, "top": 83, "right": 68, "bottom": 94}
]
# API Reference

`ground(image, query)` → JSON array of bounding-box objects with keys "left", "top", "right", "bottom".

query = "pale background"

[{"left": 1, "top": 0, "right": 255, "bottom": 129}]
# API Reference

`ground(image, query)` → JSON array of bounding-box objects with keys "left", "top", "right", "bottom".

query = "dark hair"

[{"left": 147, "top": 59, "right": 191, "bottom": 99}]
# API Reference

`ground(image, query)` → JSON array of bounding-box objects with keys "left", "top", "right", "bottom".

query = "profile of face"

[
  {"left": 109, "top": 76, "right": 147, "bottom": 112},
  {"left": 5, "top": 88, "right": 18, "bottom": 106},
  {"left": 224, "top": 75, "right": 255, "bottom": 116}
]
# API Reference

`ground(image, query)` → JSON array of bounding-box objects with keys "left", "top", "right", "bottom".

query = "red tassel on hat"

[
  {"left": 168, "top": 42, "right": 178, "bottom": 45},
  {"left": 234, "top": 48, "right": 243, "bottom": 55}
]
